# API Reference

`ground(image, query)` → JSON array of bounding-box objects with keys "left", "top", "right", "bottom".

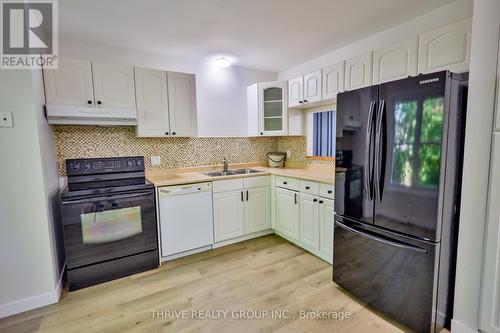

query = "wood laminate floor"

[{"left": 0, "top": 235, "right": 410, "bottom": 333}]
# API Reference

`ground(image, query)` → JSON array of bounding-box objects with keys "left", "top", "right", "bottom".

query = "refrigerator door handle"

[
  {"left": 336, "top": 220, "right": 428, "bottom": 254},
  {"left": 375, "top": 99, "right": 386, "bottom": 202},
  {"left": 364, "top": 100, "right": 376, "bottom": 200}
]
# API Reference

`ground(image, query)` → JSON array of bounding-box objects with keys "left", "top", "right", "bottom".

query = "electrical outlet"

[
  {"left": 0, "top": 112, "right": 14, "bottom": 128},
  {"left": 286, "top": 150, "right": 291, "bottom": 158},
  {"left": 151, "top": 156, "right": 161, "bottom": 166}
]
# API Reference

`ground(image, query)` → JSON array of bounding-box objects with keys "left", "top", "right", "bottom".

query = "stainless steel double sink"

[{"left": 202, "top": 168, "right": 264, "bottom": 177}]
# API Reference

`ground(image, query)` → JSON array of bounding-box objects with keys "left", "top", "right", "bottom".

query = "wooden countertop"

[{"left": 146, "top": 162, "right": 335, "bottom": 187}]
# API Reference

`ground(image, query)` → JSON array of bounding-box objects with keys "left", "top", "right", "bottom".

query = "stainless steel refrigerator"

[{"left": 333, "top": 71, "right": 468, "bottom": 333}]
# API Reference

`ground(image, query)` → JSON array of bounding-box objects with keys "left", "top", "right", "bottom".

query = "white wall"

[
  {"left": 59, "top": 38, "right": 277, "bottom": 137},
  {"left": 0, "top": 70, "right": 62, "bottom": 318},
  {"left": 452, "top": 1, "right": 500, "bottom": 332},
  {"left": 278, "top": 0, "right": 473, "bottom": 80}
]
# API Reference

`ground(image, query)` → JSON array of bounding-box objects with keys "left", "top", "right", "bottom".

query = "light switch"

[
  {"left": 0, "top": 112, "right": 13, "bottom": 128},
  {"left": 151, "top": 156, "right": 161, "bottom": 166}
]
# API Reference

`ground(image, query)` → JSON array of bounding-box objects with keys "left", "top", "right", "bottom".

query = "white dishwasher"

[{"left": 159, "top": 182, "right": 214, "bottom": 259}]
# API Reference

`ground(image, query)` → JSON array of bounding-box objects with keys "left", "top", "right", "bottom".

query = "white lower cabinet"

[
  {"left": 275, "top": 187, "right": 300, "bottom": 240},
  {"left": 299, "top": 193, "right": 320, "bottom": 249},
  {"left": 245, "top": 187, "right": 271, "bottom": 234},
  {"left": 319, "top": 198, "right": 334, "bottom": 261},
  {"left": 213, "top": 190, "right": 245, "bottom": 242},
  {"left": 213, "top": 176, "right": 271, "bottom": 244}
]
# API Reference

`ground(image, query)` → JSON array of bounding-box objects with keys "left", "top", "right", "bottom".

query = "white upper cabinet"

[
  {"left": 322, "top": 61, "right": 345, "bottom": 100},
  {"left": 303, "top": 70, "right": 322, "bottom": 104},
  {"left": 288, "top": 76, "right": 304, "bottom": 108},
  {"left": 247, "top": 81, "right": 288, "bottom": 136},
  {"left": 289, "top": 71, "right": 322, "bottom": 107},
  {"left": 418, "top": 18, "right": 472, "bottom": 74},
  {"left": 135, "top": 68, "right": 169, "bottom": 137},
  {"left": 373, "top": 37, "right": 418, "bottom": 84},
  {"left": 167, "top": 72, "right": 197, "bottom": 137},
  {"left": 345, "top": 52, "right": 373, "bottom": 90},
  {"left": 44, "top": 57, "right": 94, "bottom": 106},
  {"left": 91, "top": 62, "right": 136, "bottom": 109}
]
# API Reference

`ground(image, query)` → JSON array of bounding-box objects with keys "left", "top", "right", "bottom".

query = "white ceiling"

[{"left": 59, "top": 0, "right": 456, "bottom": 72}]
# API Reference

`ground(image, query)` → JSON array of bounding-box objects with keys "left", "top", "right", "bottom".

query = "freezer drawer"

[{"left": 333, "top": 216, "right": 437, "bottom": 333}]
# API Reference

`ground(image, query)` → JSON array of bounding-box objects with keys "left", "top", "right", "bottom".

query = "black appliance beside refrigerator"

[{"left": 333, "top": 71, "right": 468, "bottom": 333}]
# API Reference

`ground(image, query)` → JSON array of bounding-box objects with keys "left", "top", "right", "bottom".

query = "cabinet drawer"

[
  {"left": 299, "top": 180, "right": 319, "bottom": 195},
  {"left": 212, "top": 178, "right": 243, "bottom": 193},
  {"left": 276, "top": 176, "right": 300, "bottom": 191},
  {"left": 244, "top": 175, "right": 270, "bottom": 189},
  {"left": 319, "top": 183, "right": 334, "bottom": 199}
]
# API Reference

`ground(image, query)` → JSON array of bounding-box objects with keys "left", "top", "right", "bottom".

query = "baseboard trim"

[
  {"left": 0, "top": 290, "right": 59, "bottom": 319},
  {"left": 161, "top": 245, "right": 213, "bottom": 261},
  {"left": 451, "top": 319, "right": 477, "bottom": 333},
  {"left": 0, "top": 262, "right": 66, "bottom": 319},
  {"left": 213, "top": 229, "right": 274, "bottom": 248}
]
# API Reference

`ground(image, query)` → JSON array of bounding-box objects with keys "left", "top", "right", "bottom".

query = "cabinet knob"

[
  {"left": 313, "top": 198, "right": 318, "bottom": 202},
  {"left": 172, "top": 132, "right": 176, "bottom": 135},
  {"left": 328, "top": 190, "right": 332, "bottom": 194},
  {"left": 283, "top": 181, "right": 287, "bottom": 185},
  {"left": 165, "top": 132, "right": 169, "bottom": 135},
  {"left": 304, "top": 99, "right": 308, "bottom": 103},
  {"left": 298, "top": 100, "right": 303, "bottom": 104},
  {"left": 319, "top": 200, "right": 324, "bottom": 204},
  {"left": 305, "top": 186, "right": 310, "bottom": 190},
  {"left": 97, "top": 101, "right": 102, "bottom": 105},
  {"left": 260, "top": 132, "right": 263, "bottom": 135},
  {"left": 87, "top": 100, "right": 92, "bottom": 105}
]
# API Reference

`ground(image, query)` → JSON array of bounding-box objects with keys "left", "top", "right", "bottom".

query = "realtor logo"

[{"left": 1, "top": 0, "right": 58, "bottom": 69}]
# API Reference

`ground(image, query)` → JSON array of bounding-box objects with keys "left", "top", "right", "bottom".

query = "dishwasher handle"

[{"left": 159, "top": 182, "right": 212, "bottom": 197}]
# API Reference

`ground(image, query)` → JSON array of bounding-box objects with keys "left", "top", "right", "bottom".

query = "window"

[
  {"left": 312, "top": 110, "right": 335, "bottom": 157},
  {"left": 391, "top": 96, "right": 444, "bottom": 189}
]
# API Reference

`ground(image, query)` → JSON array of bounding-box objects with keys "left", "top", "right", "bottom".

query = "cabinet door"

[
  {"left": 345, "top": 52, "right": 373, "bottom": 90},
  {"left": 214, "top": 190, "right": 245, "bottom": 242},
  {"left": 319, "top": 198, "right": 334, "bottom": 258},
  {"left": 288, "top": 76, "right": 304, "bottom": 108},
  {"left": 303, "top": 70, "right": 322, "bottom": 104},
  {"left": 275, "top": 187, "right": 300, "bottom": 240},
  {"left": 167, "top": 72, "right": 197, "bottom": 137},
  {"left": 135, "top": 68, "right": 169, "bottom": 137},
  {"left": 480, "top": 133, "right": 500, "bottom": 333},
  {"left": 373, "top": 37, "right": 418, "bottom": 84},
  {"left": 322, "top": 62, "right": 345, "bottom": 100},
  {"left": 245, "top": 187, "right": 271, "bottom": 234},
  {"left": 258, "top": 81, "right": 288, "bottom": 136},
  {"left": 418, "top": 18, "right": 471, "bottom": 74},
  {"left": 299, "top": 193, "right": 320, "bottom": 249},
  {"left": 43, "top": 57, "right": 94, "bottom": 106},
  {"left": 92, "top": 62, "right": 136, "bottom": 109}
]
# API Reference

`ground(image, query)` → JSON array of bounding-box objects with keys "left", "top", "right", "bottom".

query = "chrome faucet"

[{"left": 222, "top": 157, "right": 229, "bottom": 173}]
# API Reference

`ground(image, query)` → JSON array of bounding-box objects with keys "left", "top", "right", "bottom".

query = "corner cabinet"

[
  {"left": 481, "top": 133, "right": 500, "bottom": 333},
  {"left": 135, "top": 69, "right": 197, "bottom": 137},
  {"left": 247, "top": 81, "right": 288, "bottom": 136},
  {"left": 418, "top": 18, "right": 472, "bottom": 74}
]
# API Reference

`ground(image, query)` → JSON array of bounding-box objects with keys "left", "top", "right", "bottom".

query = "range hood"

[{"left": 45, "top": 104, "right": 138, "bottom": 126}]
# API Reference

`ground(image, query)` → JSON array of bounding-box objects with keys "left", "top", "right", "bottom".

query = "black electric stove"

[{"left": 60, "top": 156, "right": 159, "bottom": 291}]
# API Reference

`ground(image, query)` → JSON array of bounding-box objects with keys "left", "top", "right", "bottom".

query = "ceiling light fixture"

[{"left": 214, "top": 57, "right": 231, "bottom": 68}]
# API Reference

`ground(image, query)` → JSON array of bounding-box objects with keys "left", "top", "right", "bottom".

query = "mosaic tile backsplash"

[{"left": 53, "top": 127, "right": 333, "bottom": 175}]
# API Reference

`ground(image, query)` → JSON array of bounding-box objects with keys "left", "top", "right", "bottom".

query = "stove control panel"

[{"left": 66, "top": 156, "right": 145, "bottom": 176}]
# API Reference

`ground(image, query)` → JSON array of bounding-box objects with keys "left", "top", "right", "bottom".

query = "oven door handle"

[
  {"left": 62, "top": 190, "right": 152, "bottom": 204},
  {"left": 335, "top": 220, "right": 428, "bottom": 254}
]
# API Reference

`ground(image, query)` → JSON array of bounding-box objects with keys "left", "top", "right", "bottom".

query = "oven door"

[{"left": 61, "top": 189, "right": 157, "bottom": 269}]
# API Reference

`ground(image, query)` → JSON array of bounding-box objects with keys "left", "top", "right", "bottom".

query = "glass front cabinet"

[{"left": 247, "top": 81, "right": 288, "bottom": 136}]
